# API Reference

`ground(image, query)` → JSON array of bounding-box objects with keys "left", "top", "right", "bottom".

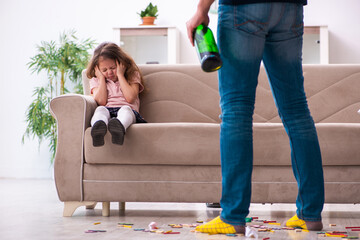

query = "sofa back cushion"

[
  {"left": 139, "top": 65, "right": 221, "bottom": 123},
  {"left": 301, "top": 65, "right": 360, "bottom": 123},
  {"left": 82, "top": 64, "right": 360, "bottom": 123}
]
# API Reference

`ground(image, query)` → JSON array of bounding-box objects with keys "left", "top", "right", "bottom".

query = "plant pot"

[{"left": 141, "top": 16, "right": 156, "bottom": 25}]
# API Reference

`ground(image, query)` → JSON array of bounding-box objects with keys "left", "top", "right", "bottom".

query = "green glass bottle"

[{"left": 194, "top": 24, "right": 222, "bottom": 72}]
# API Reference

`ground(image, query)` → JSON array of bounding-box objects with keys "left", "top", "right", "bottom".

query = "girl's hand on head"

[
  {"left": 95, "top": 66, "right": 105, "bottom": 81},
  {"left": 116, "top": 61, "right": 126, "bottom": 77}
]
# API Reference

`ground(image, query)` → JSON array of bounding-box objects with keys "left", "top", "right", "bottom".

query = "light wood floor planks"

[{"left": 0, "top": 179, "right": 359, "bottom": 240}]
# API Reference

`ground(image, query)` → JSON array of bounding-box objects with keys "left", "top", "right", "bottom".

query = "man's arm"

[{"left": 186, "top": 0, "right": 215, "bottom": 46}]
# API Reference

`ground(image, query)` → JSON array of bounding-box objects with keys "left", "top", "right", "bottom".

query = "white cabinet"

[
  {"left": 113, "top": 25, "right": 328, "bottom": 65},
  {"left": 113, "top": 26, "right": 179, "bottom": 64},
  {"left": 303, "top": 26, "right": 329, "bottom": 64}
]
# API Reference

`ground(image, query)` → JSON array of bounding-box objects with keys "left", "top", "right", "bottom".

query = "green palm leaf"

[{"left": 23, "top": 30, "right": 96, "bottom": 164}]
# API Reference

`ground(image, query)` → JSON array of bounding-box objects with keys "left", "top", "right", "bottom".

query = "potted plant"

[
  {"left": 138, "top": 2, "right": 158, "bottom": 25},
  {"left": 23, "top": 30, "right": 96, "bottom": 164}
]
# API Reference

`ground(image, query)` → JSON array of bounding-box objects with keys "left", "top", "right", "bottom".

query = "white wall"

[
  {"left": 304, "top": 0, "right": 360, "bottom": 63},
  {"left": 0, "top": 0, "right": 359, "bottom": 179}
]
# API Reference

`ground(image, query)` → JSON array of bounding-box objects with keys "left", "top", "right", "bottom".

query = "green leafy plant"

[
  {"left": 137, "top": 2, "right": 158, "bottom": 18},
  {"left": 23, "top": 30, "right": 96, "bottom": 164}
]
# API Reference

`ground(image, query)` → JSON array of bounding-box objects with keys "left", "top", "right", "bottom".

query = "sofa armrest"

[{"left": 50, "top": 94, "right": 97, "bottom": 201}]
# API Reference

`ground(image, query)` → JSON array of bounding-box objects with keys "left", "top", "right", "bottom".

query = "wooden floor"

[{"left": 0, "top": 179, "right": 359, "bottom": 240}]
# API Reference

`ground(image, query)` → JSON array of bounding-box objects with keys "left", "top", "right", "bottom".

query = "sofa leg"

[
  {"left": 102, "top": 202, "right": 110, "bottom": 217},
  {"left": 119, "top": 202, "right": 126, "bottom": 210},
  {"left": 63, "top": 201, "right": 97, "bottom": 217},
  {"left": 86, "top": 202, "right": 97, "bottom": 209}
]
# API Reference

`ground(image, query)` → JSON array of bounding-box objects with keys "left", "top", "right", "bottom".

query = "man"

[{"left": 187, "top": 0, "right": 324, "bottom": 234}]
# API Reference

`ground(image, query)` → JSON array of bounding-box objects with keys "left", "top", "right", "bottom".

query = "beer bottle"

[{"left": 194, "top": 24, "right": 222, "bottom": 72}]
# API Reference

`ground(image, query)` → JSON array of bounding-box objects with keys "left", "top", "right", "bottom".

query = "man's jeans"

[{"left": 217, "top": 3, "right": 324, "bottom": 226}]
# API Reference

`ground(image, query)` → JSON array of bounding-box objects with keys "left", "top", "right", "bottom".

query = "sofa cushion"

[
  {"left": 139, "top": 68, "right": 221, "bottom": 123},
  {"left": 135, "top": 64, "right": 360, "bottom": 124},
  {"left": 85, "top": 123, "right": 220, "bottom": 166},
  {"left": 84, "top": 122, "right": 360, "bottom": 166}
]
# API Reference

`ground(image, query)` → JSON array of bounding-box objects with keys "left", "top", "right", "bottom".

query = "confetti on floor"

[{"left": 84, "top": 217, "right": 360, "bottom": 239}]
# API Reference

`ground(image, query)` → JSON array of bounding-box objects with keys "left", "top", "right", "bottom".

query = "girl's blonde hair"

[{"left": 86, "top": 42, "right": 144, "bottom": 85}]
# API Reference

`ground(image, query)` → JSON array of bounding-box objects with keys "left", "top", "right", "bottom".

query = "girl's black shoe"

[
  {"left": 108, "top": 118, "right": 125, "bottom": 145},
  {"left": 91, "top": 120, "right": 107, "bottom": 147}
]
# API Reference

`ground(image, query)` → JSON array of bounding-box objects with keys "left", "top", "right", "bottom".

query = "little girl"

[{"left": 86, "top": 42, "right": 146, "bottom": 147}]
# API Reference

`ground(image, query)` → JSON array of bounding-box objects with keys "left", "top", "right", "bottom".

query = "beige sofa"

[{"left": 50, "top": 64, "right": 360, "bottom": 217}]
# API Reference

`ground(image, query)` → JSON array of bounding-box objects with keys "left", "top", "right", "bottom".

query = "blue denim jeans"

[{"left": 217, "top": 3, "right": 324, "bottom": 226}]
